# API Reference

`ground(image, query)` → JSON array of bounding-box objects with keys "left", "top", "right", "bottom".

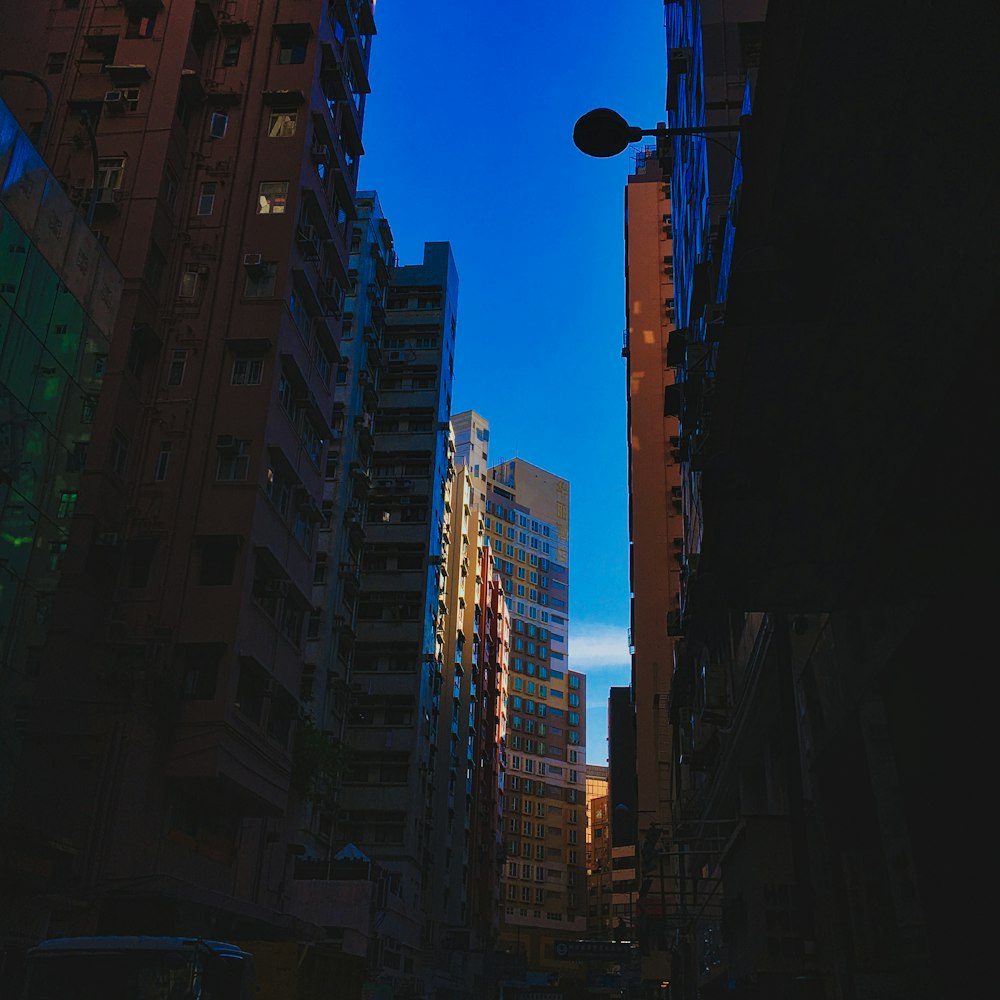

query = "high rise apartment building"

[
  {"left": 624, "top": 147, "right": 681, "bottom": 835},
  {"left": 427, "top": 462, "right": 509, "bottom": 983},
  {"left": 451, "top": 408, "right": 490, "bottom": 498},
  {"left": 450, "top": 421, "right": 588, "bottom": 961},
  {"left": 485, "top": 456, "right": 586, "bottom": 963},
  {"left": 584, "top": 764, "right": 611, "bottom": 936},
  {"left": 623, "top": 3, "right": 768, "bottom": 991},
  {"left": 630, "top": 1, "right": 962, "bottom": 996},
  {"left": 299, "top": 189, "right": 393, "bottom": 850},
  {"left": 0, "top": 0, "right": 383, "bottom": 951},
  {"left": 606, "top": 686, "right": 638, "bottom": 943},
  {"left": 622, "top": 146, "right": 683, "bottom": 984},
  {"left": 340, "top": 241, "right": 458, "bottom": 986}
]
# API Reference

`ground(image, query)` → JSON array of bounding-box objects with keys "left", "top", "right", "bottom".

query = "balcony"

[
  {"left": 363, "top": 324, "right": 383, "bottom": 367},
  {"left": 357, "top": 368, "right": 378, "bottom": 411},
  {"left": 343, "top": 503, "right": 366, "bottom": 544},
  {"left": 354, "top": 411, "right": 374, "bottom": 450},
  {"left": 333, "top": 616, "right": 357, "bottom": 644},
  {"left": 295, "top": 222, "right": 322, "bottom": 262},
  {"left": 339, "top": 561, "right": 361, "bottom": 595},
  {"left": 164, "top": 701, "right": 292, "bottom": 816},
  {"left": 319, "top": 276, "right": 346, "bottom": 317}
]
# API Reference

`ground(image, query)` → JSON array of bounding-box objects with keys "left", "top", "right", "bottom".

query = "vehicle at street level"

[{"left": 21, "top": 936, "right": 254, "bottom": 1000}]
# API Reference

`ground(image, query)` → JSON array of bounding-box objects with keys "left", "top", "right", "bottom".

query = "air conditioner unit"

[
  {"left": 242, "top": 252, "right": 264, "bottom": 270},
  {"left": 104, "top": 90, "right": 125, "bottom": 112},
  {"left": 216, "top": 434, "right": 236, "bottom": 450}
]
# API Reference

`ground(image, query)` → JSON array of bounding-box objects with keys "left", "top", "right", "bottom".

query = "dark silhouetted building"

[{"left": 627, "top": 1, "right": 992, "bottom": 998}]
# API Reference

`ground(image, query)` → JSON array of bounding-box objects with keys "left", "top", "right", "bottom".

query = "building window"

[
  {"left": 197, "top": 181, "right": 217, "bottom": 216},
  {"left": 257, "top": 181, "right": 288, "bottom": 214},
  {"left": 216, "top": 438, "right": 251, "bottom": 481},
  {"left": 109, "top": 431, "right": 129, "bottom": 477},
  {"left": 301, "top": 421, "right": 323, "bottom": 468},
  {"left": 266, "top": 463, "right": 293, "bottom": 517},
  {"left": 209, "top": 111, "right": 228, "bottom": 139},
  {"left": 244, "top": 261, "right": 277, "bottom": 298},
  {"left": 313, "top": 342, "right": 332, "bottom": 386},
  {"left": 179, "top": 645, "right": 220, "bottom": 700},
  {"left": 96, "top": 156, "right": 126, "bottom": 191},
  {"left": 167, "top": 349, "right": 187, "bottom": 386},
  {"left": 178, "top": 265, "right": 203, "bottom": 298},
  {"left": 106, "top": 87, "right": 141, "bottom": 112},
  {"left": 56, "top": 491, "right": 78, "bottom": 519},
  {"left": 293, "top": 510, "right": 315, "bottom": 554},
  {"left": 46, "top": 52, "right": 67, "bottom": 74},
  {"left": 222, "top": 36, "right": 242, "bottom": 67},
  {"left": 154, "top": 442, "right": 172, "bottom": 481},
  {"left": 277, "top": 37, "right": 308, "bottom": 64},
  {"left": 49, "top": 541, "right": 68, "bottom": 572},
  {"left": 231, "top": 357, "right": 263, "bottom": 385},
  {"left": 268, "top": 110, "right": 298, "bottom": 137},
  {"left": 126, "top": 14, "right": 156, "bottom": 38}
]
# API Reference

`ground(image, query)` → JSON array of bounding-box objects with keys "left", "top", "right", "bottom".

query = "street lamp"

[
  {"left": 0, "top": 68, "right": 53, "bottom": 149},
  {"left": 573, "top": 107, "right": 741, "bottom": 158}
]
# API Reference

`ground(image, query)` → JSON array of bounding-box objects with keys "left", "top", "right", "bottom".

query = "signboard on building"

[{"left": 553, "top": 941, "right": 636, "bottom": 960}]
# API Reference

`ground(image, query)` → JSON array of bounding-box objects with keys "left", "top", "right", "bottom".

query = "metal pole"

[{"left": 642, "top": 124, "right": 742, "bottom": 138}]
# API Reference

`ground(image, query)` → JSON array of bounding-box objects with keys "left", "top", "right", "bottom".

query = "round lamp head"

[{"left": 573, "top": 108, "right": 642, "bottom": 157}]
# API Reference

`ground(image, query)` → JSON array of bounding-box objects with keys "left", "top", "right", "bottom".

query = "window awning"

[{"left": 107, "top": 64, "right": 151, "bottom": 84}]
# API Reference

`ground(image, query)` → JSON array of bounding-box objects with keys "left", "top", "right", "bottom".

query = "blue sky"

[{"left": 359, "top": 2, "right": 668, "bottom": 763}]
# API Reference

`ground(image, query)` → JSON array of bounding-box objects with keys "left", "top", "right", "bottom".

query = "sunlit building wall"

[
  {"left": 450, "top": 409, "right": 490, "bottom": 500},
  {"left": 486, "top": 457, "right": 586, "bottom": 967},
  {"left": 623, "top": 147, "right": 683, "bottom": 988},
  {"left": 585, "top": 764, "right": 612, "bottom": 936}
]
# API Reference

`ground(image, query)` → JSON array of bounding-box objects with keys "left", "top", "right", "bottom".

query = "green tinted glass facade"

[{"left": 0, "top": 100, "right": 122, "bottom": 800}]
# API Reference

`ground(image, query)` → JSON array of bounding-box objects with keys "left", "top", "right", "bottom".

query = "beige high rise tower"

[{"left": 485, "top": 455, "right": 585, "bottom": 972}]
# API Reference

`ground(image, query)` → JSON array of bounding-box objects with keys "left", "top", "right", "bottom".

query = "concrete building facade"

[
  {"left": 623, "top": 144, "right": 683, "bottom": 987},
  {"left": 0, "top": 0, "right": 410, "bottom": 990},
  {"left": 585, "top": 764, "right": 611, "bottom": 937},
  {"left": 0, "top": 97, "right": 123, "bottom": 958},
  {"left": 631, "top": 2, "right": 981, "bottom": 998},
  {"left": 485, "top": 457, "right": 586, "bottom": 969},
  {"left": 339, "top": 241, "right": 459, "bottom": 996}
]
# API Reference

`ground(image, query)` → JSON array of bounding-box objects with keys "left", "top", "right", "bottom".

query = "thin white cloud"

[{"left": 568, "top": 622, "right": 630, "bottom": 669}]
